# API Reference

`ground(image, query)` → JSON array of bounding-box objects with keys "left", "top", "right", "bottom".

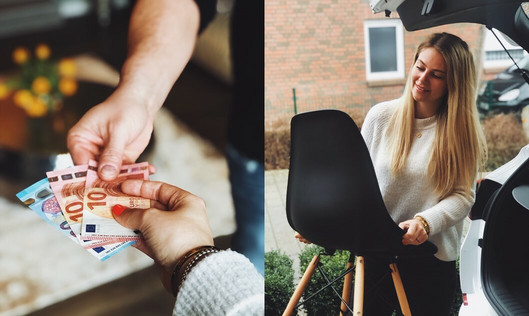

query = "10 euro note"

[
  {"left": 81, "top": 160, "right": 150, "bottom": 242},
  {"left": 46, "top": 165, "right": 88, "bottom": 238},
  {"left": 46, "top": 165, "right": 113, "bottom": 249}
]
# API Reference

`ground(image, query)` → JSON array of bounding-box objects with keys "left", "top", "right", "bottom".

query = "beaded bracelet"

[{"left": 171, "top": 245, "right": 219, "bottom": 297}]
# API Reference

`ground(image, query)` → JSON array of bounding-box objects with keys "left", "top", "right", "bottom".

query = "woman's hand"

[
  {"left": 399, "top": 218, "right": 428, "bottom": 246},
  {"left": 111, "top": 179, "right": 214, "bottom": 293},
  {"left": 294, "top": 232, "right": 312, "bottom": 244}
]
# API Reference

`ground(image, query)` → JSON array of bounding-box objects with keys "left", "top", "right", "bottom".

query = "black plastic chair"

[{"left": 284, "top": 109, "right": 437, "bottom": 315}]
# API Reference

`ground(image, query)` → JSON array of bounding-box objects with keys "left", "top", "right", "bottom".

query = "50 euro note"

[
  {"left": 81, "top": 160, "right": 150, "bottom": 242},
  {"left": 16, "top": 178, "right": 78, "bottom": 244}
]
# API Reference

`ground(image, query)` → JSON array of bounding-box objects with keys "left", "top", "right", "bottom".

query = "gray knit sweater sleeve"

[{"left": 173, "top": 250, "right": 264, "bottom": 315}]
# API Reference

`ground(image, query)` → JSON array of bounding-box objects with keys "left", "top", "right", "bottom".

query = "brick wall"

[{"left": 265, "top": 0, "right": 485, "bottom": 127}]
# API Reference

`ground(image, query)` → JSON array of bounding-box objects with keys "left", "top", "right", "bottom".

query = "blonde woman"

[{"left": 359, "top": 32, "right": 487, "bottom": 315}]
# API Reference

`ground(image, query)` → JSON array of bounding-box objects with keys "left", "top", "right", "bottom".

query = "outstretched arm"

[
  {"left": 68, "top": 0, "right": 201, "bottom": 180},
  {"left": 120, "top": 0, "right": 200, "bottom": 114}
]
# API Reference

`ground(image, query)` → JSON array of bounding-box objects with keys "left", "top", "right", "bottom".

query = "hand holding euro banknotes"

[
  {"left": 17, "top": 158, "right": 214, "bottom": 294},
  {"left": 16, "top": 159, "right": 152, "bottom": 261}
]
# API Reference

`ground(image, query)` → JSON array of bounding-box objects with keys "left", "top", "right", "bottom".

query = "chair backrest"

[{"left": 287, "top": 110, "right": 436, "bottom": 256}]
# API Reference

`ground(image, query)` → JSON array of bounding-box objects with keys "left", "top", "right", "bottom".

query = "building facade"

[{"left": 265, "top": 0, "right": 486, "bottom": 126}]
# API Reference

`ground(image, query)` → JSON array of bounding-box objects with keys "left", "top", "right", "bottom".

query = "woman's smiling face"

[{"left": 411, "top": 47, "right": 448, "bottom": 116}]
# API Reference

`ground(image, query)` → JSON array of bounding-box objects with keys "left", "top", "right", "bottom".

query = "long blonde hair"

[{"left": 387, "top": 32, "right": 487, "bottom": 199}]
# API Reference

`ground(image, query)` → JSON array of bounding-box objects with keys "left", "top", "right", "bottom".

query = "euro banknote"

[
  {"left": 46, "top": 165, "right": 119, "bottom": 249},
  {"left": 16, "top": 178, "right": 78, "bottom": 244},
  {"left": 16, "top": 160, "right": 152, "bottom": 261},
  {"left": 16, "top": 177, "right": 134, "bottom": 261},
  {"left": 81, "top": 160, "right": 150, "bottom": 242}
]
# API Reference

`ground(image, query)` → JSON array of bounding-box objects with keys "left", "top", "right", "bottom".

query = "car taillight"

[{"left": 462, "top": 293, "right": 468, "bottom": 306}]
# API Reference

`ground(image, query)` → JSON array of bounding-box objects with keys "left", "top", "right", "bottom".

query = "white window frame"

[{"left": 364, "top": 19, "right": 405, "bottom": 81}]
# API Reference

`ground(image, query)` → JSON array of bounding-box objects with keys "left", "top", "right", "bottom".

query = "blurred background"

[{"left": 0, "top": 0, "right": 237, "bottom": 315}]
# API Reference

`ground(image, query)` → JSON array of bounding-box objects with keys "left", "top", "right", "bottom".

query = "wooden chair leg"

[
  {"left": 283, "top": 254, "right": 321, "bottom": 316},
  {"left": 353, "top": 256, "right": 365, "bottom": 315},
  {"left": 339, "top": 260, "right": 354, "bottom": 315},
  {"left": 389, "top": 262, "right": 411, "bottom": 316}
]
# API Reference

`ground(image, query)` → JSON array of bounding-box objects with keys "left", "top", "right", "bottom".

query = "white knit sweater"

[
  {"left": 173, "top": 250, "right": 264, "bottom": 315},
  {"left": 360, "top": 100, "right": 474, "bottom": 261}
]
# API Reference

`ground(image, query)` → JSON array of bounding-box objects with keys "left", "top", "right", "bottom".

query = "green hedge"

[
  {"left": 298, "top": 246, "right": 351, "bottom": 315},
  {"left": 265, "top": 246, "right": 464, "bottom": 315},
  {"left": 265, "top": 250, "right": 296, "bottom": 315}
]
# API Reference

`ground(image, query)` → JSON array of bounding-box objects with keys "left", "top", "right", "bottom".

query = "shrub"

[
  {"left": 298, "top": 245, "right": 351, "bottom": 315},
  {"left": 296, "top": 246, "right": 463, "bottom": 315},
  {"left": 265, "top": 116, "right": 290, "bottom": 170},
  {"left": 265, "top": 250, "right": 296, "bottom": 316},
  {"left": 482, "top": 113, "right": 528, "bottom": 171}
]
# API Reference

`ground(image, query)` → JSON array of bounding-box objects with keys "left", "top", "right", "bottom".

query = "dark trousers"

[
  {"left": 360, "top": 254, "right": 457, "bottom": 316},
  {"left": 226, "top": 144, "right": 264, "bottom": 275}
]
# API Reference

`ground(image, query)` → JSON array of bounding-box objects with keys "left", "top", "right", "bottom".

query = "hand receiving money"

[{"left": 16, "top": 160, "right": 152, "bottom": 261}]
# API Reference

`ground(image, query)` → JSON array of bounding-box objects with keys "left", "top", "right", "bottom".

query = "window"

[
  {"left": 364, "top": 19, "right": 405, "bottom": 81},
  {"left": 483, "top": 28, "right": 528, "bottom": 70}
]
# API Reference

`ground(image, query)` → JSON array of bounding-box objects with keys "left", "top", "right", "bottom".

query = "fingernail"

[
  {"left": 112, "top": 204, "right": 126, "bottom": 216},
  {"left": 100, "top": 165, "right": 117, "bottom": 178}
]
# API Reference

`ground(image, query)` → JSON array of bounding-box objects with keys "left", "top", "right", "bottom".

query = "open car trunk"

[
  {"left": 469, "top": 147, "right": 529, "bottom": 315},
  {"left": 370, "top": 0, "right": 529, "bottom": 53}
]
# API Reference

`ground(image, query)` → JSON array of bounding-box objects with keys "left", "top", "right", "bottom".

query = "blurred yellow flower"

[
  {"left": 0, "top": 82, "right": 9, "bottom": 99},
  {"left": 12, "top": 47, "right": 30, "bottom": 64},
  {"left": 32, "top": 76, "right": 52, "bottom": 94},
  {"left": 59, "top": 78, "right": 78, "bottom": 96},
  {"left": 25, "top": 97, "right": 48, "bottom": 117},
  {"left": 13, "top": 90, "right": 33, "bottom": 108},
  {"left": 58, "top": 58, "right": 76, "bottom": 77},
  {"left": 8, "top": 45, "right": 78, "bottom": 126},
  {"left": 35, "top": 44, "right": 51, "bottom": 60}
]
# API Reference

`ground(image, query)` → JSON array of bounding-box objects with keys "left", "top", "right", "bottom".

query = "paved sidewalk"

[{"left": 265, "top": 169, "right": 308, "bottom": 274}]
